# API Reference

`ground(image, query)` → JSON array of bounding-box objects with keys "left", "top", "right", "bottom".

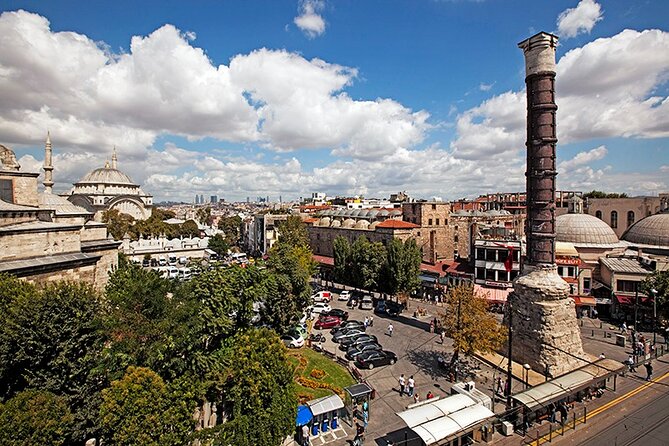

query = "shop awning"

[
  {"left": 296, "top": 405, "right": 313, "bottom": 427},
  {"left": 613, "top": 294, "right": 651, "bottom": 305},
  {"left": 396, "top": 394, "right": 476, "bottom": 428},
  {"left": 411, "top": 404, "right": 494, "bottom": 445},
  {"left": 307, "top": 394, "right": 344, "bottom": 417},
  {"left": 419, "top": 274, "right": 438, "bottom": 283},
  {"left": 572, "top": 296, "right": 596, "bottom": 306},
  {"left": 474, "top": 284, "right": 511, "bottom": 303}
]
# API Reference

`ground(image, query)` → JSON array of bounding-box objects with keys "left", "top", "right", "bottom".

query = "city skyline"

[{"left": 0, "top": 0, "right": 668, "bottom": 202}]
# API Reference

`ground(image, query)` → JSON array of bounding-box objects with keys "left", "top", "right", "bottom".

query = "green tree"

[
  {"left": 267, "top": 243, "right": 316, "bottom": 314},
  {"left": 180, "top": 219, "right": 201, "bottom": 238},
  {"left": 218, "top": 215, "right": 242, "bottom": 246},
  {"left": 276, "top": 215, "right": 309, "bottom": 247},
  {"left": 642, "top": 270, "right": 669, "bottom": 316},
  {"left": 333, "top": 236, "right": 352, "bottom": 285},
  {"left": 439, "top": 285, "right": 507, "bottom": 366},
  {"left": 196, "top": 206, "right": 212, "bottom": 225},
  {"left": 99, "top": 366, "right": 198, "bottom": 446},
  {"left": 350, "top": 236, "right": 386, "bottom": 290},
  {"left": 207, "top": 233, "right": 230, "bottom": 257},
  {"left": 583, "top": 190, "right": 629, "bottom": 199},
  {"left": 209, "top": 329, "right": 295, "bottom": 446},
  {"left": 102, "top": 208, "right": 136, "bottom": 240},
  {"left": 0, "top": 278, "right": 105, "bottom": 440},
  {"left": 0, "top": 390, "right": 75, "bottom": 446}
]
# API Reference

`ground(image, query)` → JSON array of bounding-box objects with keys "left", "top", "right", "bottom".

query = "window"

[
  {"left": 436, "top": 218, "right": 440, "bottom": 225},
  {"left": 610, "top": 210, "right": 618, "bottom": 228},
  {"left": 627, "top": 211, "right": 635, "bottom": 228},
  {"left": 595, "top": 210, "right": 602, "bottom": 219},
  {"left": 583, "top": 278, "right": 591, "bottom": 293},
  {"left": 476, "top": 268, "right": 485, "bottom": 280},
  {"left": 476, "top": 248, "right": 485, "bottom": 260},
  {"left": 486, "top": 249, "right": 497, "bottom": 261},
  {"left": 557, "top": 266, "right": 564, "bottom": 276},
  {"left": 510, "top": 271, "right": 519, "bottom": 281},
  {"left": 616, "top": 280, "right": 638, "bottom": 293},
  {"left": 0, "top": 179, "right": 13, "bottom": 203},
  {"left": 428, "top": 218, "right": 433, "bottom": 226},
  {"left": 432, "top": 204, "right": 436, "bottom": 210},
  {"left": 567, "top": 267, "right": 575, "bottom": 277},
  {"left": 454, "top": 234, "right": 459, "bottom": 243},
  {"left": 486, "top": 269, "right": 496, "bottom": 281}
]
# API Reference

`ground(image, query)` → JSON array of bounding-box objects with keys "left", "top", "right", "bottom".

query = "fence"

[{"left": 522, "top": 406, "right": 587, "bottom": 445}]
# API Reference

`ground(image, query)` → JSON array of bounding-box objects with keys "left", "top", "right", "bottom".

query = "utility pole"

[
  {"left": 634, "top": 282, "right": 639, "bottom": 332},
  {"left": 507, "top": 303, "right": 513, "bottom": 408},
  {"left": 652, "top": 288, "right": 658, "bottom": 346}
]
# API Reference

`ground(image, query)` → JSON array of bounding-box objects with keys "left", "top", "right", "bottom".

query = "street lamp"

[
  {"left": 523, "top": 364, "right": 531, "bottom": 389},
  {"left": 651, "top": 288, "right": 658, "bottom": 346}
]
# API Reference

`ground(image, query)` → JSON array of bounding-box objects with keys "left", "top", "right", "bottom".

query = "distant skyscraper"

[
  {"left": 195, "top": 195, "right": 199, "bottom": 204},
  {"left": 210, "top": 195, "right": 218, "bottom": 203},
  {"left": 199, "top": 194, "right": 204, "bottom": 205}
]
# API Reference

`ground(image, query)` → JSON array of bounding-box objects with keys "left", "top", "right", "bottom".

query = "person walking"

[
  {"left": 621, "top": 321, "right": 627, "bottom": 334},
  {"left": 495, "top": 377, "right": 503, "bottom": 395},
  {"left": 369, "top": 315, "right": 374, "bottom": 327},
  {"left": 364, "top": 316, "right": 369, "bottom": 328},
  {"left": 302, "top": 424, "right": 310, "bottom": 446},
  {"left": 398, "top": 374, "right": 406, "bottom": 396},
  {"left": 440, "top": 330, "right": 445, "bottom": 344},
  {"left": 408, "top": 376, "right": 415, "bottom": 397},
  {"left": 387, "top": 323, "right": 394, "bottom": 337},
  {"left": 645, "top": 362, "right": 653, "bottom": 381}
]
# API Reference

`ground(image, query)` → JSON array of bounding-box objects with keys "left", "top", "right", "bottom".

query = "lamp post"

[
  {"left": 506, "top": 302, "right": 513, "bottom": 408},
  {"left": 523, "top": 364, "right": 531, "bottom": 389},
  {"left": 652, "top": 288, "right": 658, "bottom": 346},
  {"left": 633, "top": 282, "right": 639, "bottom": 332}
]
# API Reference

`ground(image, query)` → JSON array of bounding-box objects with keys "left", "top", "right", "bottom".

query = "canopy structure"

[
  {"left": 296, "top": 405, "right": 313, "bottom": 427},
  {"left": 307, "top": 394, "right": 345, "bottom": 417},
  {"left": 396, "top": 394, "right": 476, "bottom": 428},
  {"left": 409, "top": 404, "right": 494, "bottom": 445},
  {"left": 512, "top": 359, "right": 623, "bottom": 411},
  {"left": 345, "top": 382, "right": 373, "bottom": 399}
]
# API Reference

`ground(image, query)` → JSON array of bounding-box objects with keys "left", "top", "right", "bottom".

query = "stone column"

[{"left": 507, "top": 33, "right": 588, "bottom": 378}]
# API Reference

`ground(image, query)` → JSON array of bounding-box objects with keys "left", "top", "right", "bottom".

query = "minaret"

[
  {"left": 505, "top": 32, "right": 587, "bottom": 379},
  {"left": 43, "top": 132, "right": 54, "bottom": 193},
  {"left": 111, "top": 146, "right": 118, "bottom": 169}
]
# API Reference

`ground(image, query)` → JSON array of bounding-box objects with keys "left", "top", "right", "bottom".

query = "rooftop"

[
  {"left": 599, "top": 256, "right": 653, "bottom": 275},
  {"left": 376, "top": 219, "right": 420, "bottom": 229}
]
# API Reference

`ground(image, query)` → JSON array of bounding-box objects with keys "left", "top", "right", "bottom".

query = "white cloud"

[
  {"left": 660, "top": 165, "right": 669, "bottom": 172},
  {"left": 294, "top": 0, "right": 326, "bottom": 38},
  {"left": 557, "top": 0, "right": 603, "bottom": 38},
  {"left": 479, "top": 82, "right": 494, "bottom": 91},
  {"left": 558, "top": 145, "right": 607, "bottom": 172}
]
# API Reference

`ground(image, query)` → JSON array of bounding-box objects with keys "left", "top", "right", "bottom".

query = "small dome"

[
  {"left": 331, "top": 219, "right": 341, "bottom": 227},
  {"left": 39, "top": 192, "right": 91, "bottom": 216},
  {"left": 355, "top": 220, "right": 370, "bottom": 229},
  {"left": 556, "top": 213, "right": 619, "bottom": 246},
  {"left": 319, "top": 217, "right": 331, "bottom": 226},
  {"left": 390, "top": 210, "right": 402, "bottom": 216},
  {"left": 622, "top": 213, "right": 669, "bottom": 247},
  {"left": 78, "top": 167, "right": 136, "bottom": 185},
  {"left": 369, "top": 221, "right": 379, "bottom": 229},
  {"left": 378, "top": 210, "right": 390, "bottom": 217},
  {"left": 342, "top": 218, "right": 356, "bottom": 228}
]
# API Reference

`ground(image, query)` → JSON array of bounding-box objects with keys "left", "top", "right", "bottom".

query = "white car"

[
  {"left": 281, "top": 334, "right": 305, "bottom": 348},
  {"left": 310, "top": 302, "right": 332, "bottom": 316},
  {"left": 312, "top": 291, "right": 332, "bottom": 303},
  {"left": 338, "top": 290, "right": 351, "bottom": 301}
]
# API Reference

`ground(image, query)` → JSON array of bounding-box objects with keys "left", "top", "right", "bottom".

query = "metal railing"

[{"left": 522, "top": 407, "right": 587, "bottom": 445}]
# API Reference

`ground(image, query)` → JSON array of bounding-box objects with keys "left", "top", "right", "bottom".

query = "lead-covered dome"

[
  {"left": 556, "top": 213, "right": 619, "bottom": 246},
  {"left": 77, "top": 166, "right": 136, "bottom": 185},
  {"left": 622, "top": 213, "right": 669, "bottom": 247}
]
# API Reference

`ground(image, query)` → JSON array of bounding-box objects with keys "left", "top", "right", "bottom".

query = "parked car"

[
  {"left": 309, "top": 302, "right": 332, "bottom": 316},
  {"left": 290, "top": 324, "right": 308, "bottom": 339},
  {"left": 314, "top": 315, "right": 342, "bottom": 330},
  {"left": 281, "top": 334, "right": 305, "bottom": 349},
  {"left": 338, "top": 290, "right": 351, "bottom": 301},
  {"left": 323, "top": 309, "right": 349, "bottom": 321},
  {"left": 346, "top": 295, "right": 359, "bottom": 308},
  {"left": 359, "top": 295, "right": 374, "bottom": 310},
  {"left": 312, "top": 291, "right": 332, "bottom": 303},
  {"left": 339, "top": 333, "right": 378, "bottom": 349},
  {"left": 375, "top": 300, "right": 403, "bottom": 317},
  {"left": 355, "top": 350, "right": 398, "bottom": 369},
  {"left": 332, "top": 328, "right": 366, "bottom": 343},
  {"left": 330, "top": 320, "right": 364, "bottom": 335},
  {"left": 345, "top": 342, "right": 383, "bottom": 360}
]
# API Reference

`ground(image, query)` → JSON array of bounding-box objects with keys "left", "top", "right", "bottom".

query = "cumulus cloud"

[
  {"left": 661, "top": 165, "right": 669, "bottom": 173},
  {"left": 558, "top": 145, "right": 607, "bottom": 172},
  {"left": 294, "top": 0, "right": 326, "bottom": 38},
  {"left": 557, "top": 0, "right": 603, "bottom": 38},
  {"left": 0, "top": 10, "right": 428, "bottom": 163},
  {"left": 479, "top": 82, "right": 494, "bottom": 91}
]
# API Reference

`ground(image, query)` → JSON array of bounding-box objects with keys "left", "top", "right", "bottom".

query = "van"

[
  {"left": 168, "top": 266, "right": 179, "bottom": 279},
  {"left": 158, "top": 257, "right": 167, "bottom": 266},
  {"left": 312, "top": 291, "right": 332, "bottom": 303},
  {"left": 230, "top": 252, "right": 248, "bottom": 264},
  {"left": 178, "top": 256, "right": 188, "bottom": 265},
  {"left": 168, "top": 254, "right": 177, "bottom": 265},
  {"left": 360, "top": 295, "right": 374, "bottom": 310},
  {"left": 178, "top": 267, "right": 192, "bottom": 281}
]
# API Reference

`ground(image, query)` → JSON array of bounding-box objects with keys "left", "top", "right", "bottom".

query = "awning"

[
  {"left": 411, "top": 404, "right": 494, "bottom": 445},
  {"left": 307, "top": 394, "right": 344, "bottom": 417},
  {"left": 572, "top": 296, "right": 596, "bottom": 306},
  {"left": 396, "top": 394, "right": 476, "bottom": 428},
  {"left": 474, "top": 284, "right": 511, "bottom": 303},
  {"left": 296, "top": 405, "right": 313, "bottom": 427},
  {"left": 512, "top": 359, "right": 624, "bottom": 411},
  {"left": 419, "top": 274, "right": 438, "bottom": 283},
  {"left": 613, "top": 294, "right": 652, "bottom": 305}
]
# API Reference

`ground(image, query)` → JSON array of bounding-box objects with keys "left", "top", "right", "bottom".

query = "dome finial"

[
  {"left": 104, "top": 160, "right": 110, "bottom": 168},
  {"left": 111, "top": 146, "right": 118, "bottom": 169},
  {"left": 43, "top": 132, "right": 54, "bottom": 193}
]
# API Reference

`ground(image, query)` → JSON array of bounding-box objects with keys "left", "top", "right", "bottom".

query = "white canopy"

[
  {"left": 411, "top": 405, "right": 494, "bottom": 445},
  {"left": 307, "top": 394, "right": 345, "bottom": 417},
  {"left": 396, "top": 394, "right": 476, "bottom": 428}
]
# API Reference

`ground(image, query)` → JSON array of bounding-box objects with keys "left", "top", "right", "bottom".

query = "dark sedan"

[
  {"left": 332, "top": 328, "right": 366, "bottom": 343},
  {"left": 314, "top": 315, "right": 342, "bottom": 330},
  {"left": 330, "top": 321, "right": 364, "bottom": 336},
  {"left": 339, "top": 333, "right": 378, "bottom": 350},
  {"left": 345, "top": 342, "right": 383, "bottom": 360},
  {"left": 323, "top": 308, "right": 349, "bottom": 321},
  {"left": 355, "top": 350, "right": 398, "bottom": 370}
]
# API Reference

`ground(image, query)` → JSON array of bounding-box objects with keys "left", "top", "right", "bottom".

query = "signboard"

[
  {"left": 484, "top": 280, "right": 513, "bottom": 289},
  {"left": 556, "top": 257, "right": 580, "bottom": 266}
]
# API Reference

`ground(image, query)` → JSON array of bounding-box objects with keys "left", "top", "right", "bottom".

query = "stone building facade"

[
  {"left": 0, "top": 140, "right": 119, "bottom": 290},
  {"left": 586, "top": 194, "right": 668, "bottom": 238}
]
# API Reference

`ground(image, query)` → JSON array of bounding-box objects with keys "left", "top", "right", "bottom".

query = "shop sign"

[{"left": 485, "top": 280, "right": 513, "bottom": 288}]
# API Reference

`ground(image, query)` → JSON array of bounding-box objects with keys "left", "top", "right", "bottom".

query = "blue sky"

[{"left": 0, "top": 0, "right": 667, "bottom": 202}]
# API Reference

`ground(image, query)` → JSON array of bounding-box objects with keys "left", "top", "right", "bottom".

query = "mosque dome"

[
  {"left": 555, "top": 213, "right": 619, "bottom": 246},
  {"left": 78, "top": 165, "right": 137, "bottom": 186},
  {"left": 622, "top": 213, "right": 669, "bottom": 247}
]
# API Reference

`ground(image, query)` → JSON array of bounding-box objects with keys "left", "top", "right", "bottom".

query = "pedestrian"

[
  {"left": 364, "top": 316, "right": 369, "bottom": 328},
  {"left": 495, "top": 377, "right": 503, "bottom": 395},
  {"left": 302, "top": 424, "right": 310, "bottom": 446},
  {"left": 547, "top": 402, "right": 556, "bottom": 423},
  {"left": 408, "top": 375, "right": 415, "bottom": 397},
  {"left": 354, "top": 423, "right": 365, "bottom": 446},
  {"left": 645, "top": 362, "right": 653, "bottom": 381},
  {"left": 369, "top": 315, "right": 374, "bottom": 327},
  {"left": 559, "top": 402, "right": 568, "bottom": 425},
  {"left": 413, "top": 392, "right": 420, "bottom": 404},
  {"left": 621, "top": 321, "right": 627, "bottom": 333},
  {"left": 429, "top": 320, "right": 434, "bottom": 333},
  {"left": 398, "top": 374, "right": 406, "bottom": 396},
  {"left": 599, "top": 353, "right": 606, "bottom": 359},
  {"left": 387, "top": 323, "right": 394, "bottom": 337},
  {"left": 625, "top": 356, "right": 636, "bottom": 373},
  {"left": 426, "top": 391, "right": 434, "bottom": 399},
  {"left": 440, "top": 330, "right": 445, "bottom": 344},
  {"left": 363, "top": 408, "right": 368, "bottom": 429}
]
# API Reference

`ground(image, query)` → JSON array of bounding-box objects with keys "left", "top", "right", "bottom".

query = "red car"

[{"left": 314, "top": 315, "right": 342, "bottom": 329}]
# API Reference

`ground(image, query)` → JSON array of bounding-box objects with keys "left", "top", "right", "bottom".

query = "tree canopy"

[
  {"left": 207, "top": 233, "right": 230, "bottom": 257},
  {"left": 218, "top": 215, "right": 242, "bottom": 246},
  {"left": 642, "top": 270, "right": 669, "bottom": 317},
  {"left": 276, "top": 215, "right": 310, "bottom": 247},
  {"left": 583, "top": 190, "right": 629, "bottom": 199}
]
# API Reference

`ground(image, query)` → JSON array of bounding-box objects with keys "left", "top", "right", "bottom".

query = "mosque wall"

[{"left": 0, "top": 227, "right": 81, "bottom": 261}]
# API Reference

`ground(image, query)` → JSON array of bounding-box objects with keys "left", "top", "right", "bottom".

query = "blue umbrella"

[{"left": 296, "top": 405, "right": 313, "bottom": 427}]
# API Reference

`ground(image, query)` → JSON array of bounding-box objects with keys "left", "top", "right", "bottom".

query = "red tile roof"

[
  {"left": 303, "top": 218, "right": 319, "bottom": 224},
  {"left": 375, "top": 219, "right": 419, "bottom": 229},
  {"left": 312, "top": 255, "right": 334, "bottom": 266}
]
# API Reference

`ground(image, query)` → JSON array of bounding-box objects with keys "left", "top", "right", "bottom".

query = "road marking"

[{"left": 529, "top": 370, "right": 669, "bottom": 446}]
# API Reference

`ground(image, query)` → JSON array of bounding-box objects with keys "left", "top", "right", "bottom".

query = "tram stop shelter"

[
  {"left": 510, "top": 358, "right": 624, "bottom": 427},
  {"left": 344, "top": 382, "right": 373, "bottom": 427},
  {"left": 306, "top": 394, "right": 345, "bottom": 437},
  {"left": 396, "top": 393, "right": 495, "bottom": 445}
]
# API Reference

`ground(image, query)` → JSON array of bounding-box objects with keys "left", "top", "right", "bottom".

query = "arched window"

[
  {"left": 627, "top": 210, "right": 635, "bottom": 228},
  {"left": 595, "top": 210, "right": 602, "bottom": 219},
  {"left": 610, "top": 210, "right": 618, "bottom": 229}
]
